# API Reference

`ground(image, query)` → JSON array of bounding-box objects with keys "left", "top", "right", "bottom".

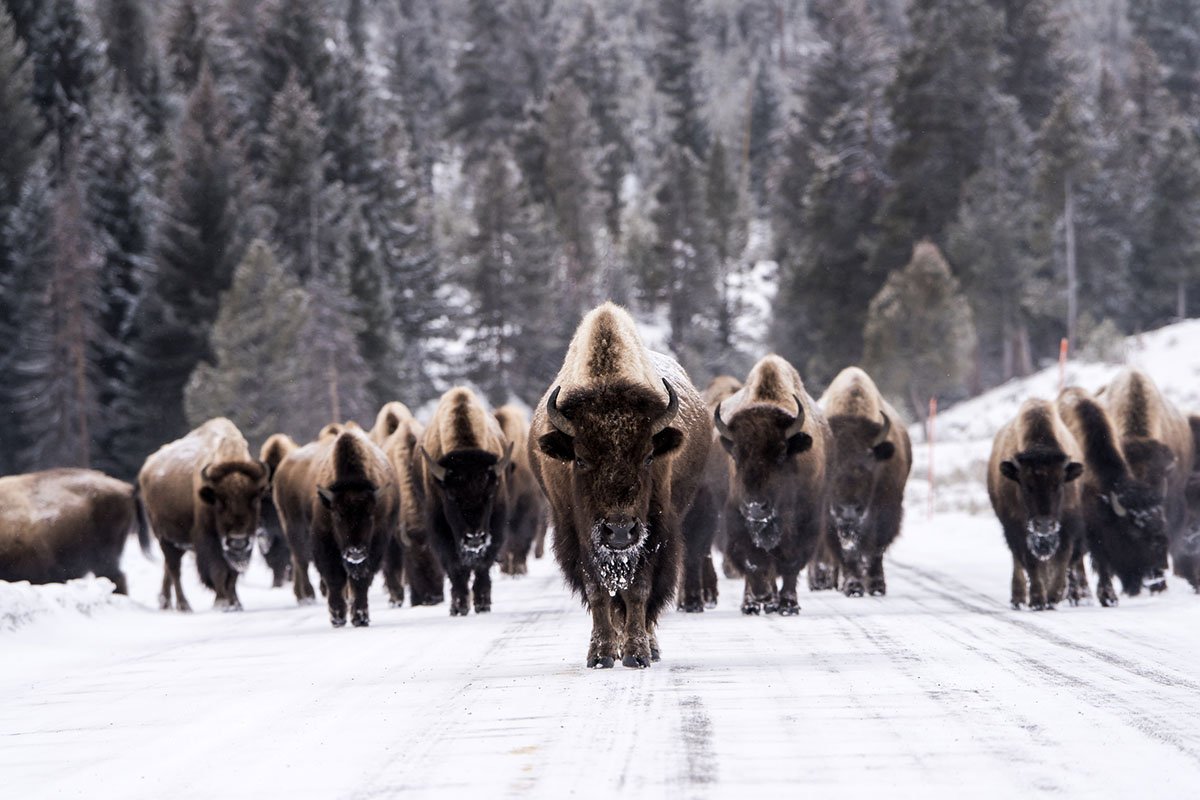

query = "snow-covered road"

[{"left": 4, "top": 507, "right": 1200, "bottom": 799}]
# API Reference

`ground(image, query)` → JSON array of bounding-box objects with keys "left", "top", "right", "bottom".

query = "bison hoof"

[
  {"left": 703, "top": 596, "right": 718, "bottom": 609},
  {"left": 1098, "top": 588, "right": 1119, "bottom": 607},
  {"left": 215, "top": 599, "right": 242, "bottom": 612},
  {"left": 650, "top": 646, "right": 661, "bottom": 662},
  {"left": 588, "top": 655, "right": 616, "bottom": 669},
  {"left": 474, "top": 603, "right": 491, "bottom": 613},
  {"left": 352, "top": 611, "right": 369, "bottom": 627},
  {"left": 741, "top": 602, "right": 761, "bottom": 615},
  {"left": 158, "top": 594, "right": 170, "bottom": 611},
  {"left": 388, "top": 597, "right": 404, "bottom": 608},
  {"left": 869, "top": 583, "right": 886, "bottom": 597},
  {"left": 450, "top": 604, "right": 469, "bottom": 617},
  {"left": 330, "top": 614, "right": 347, "bottom": 628},
  {"left": 1010, "top": 600, "right": 1023, "bottom": 610},
  {"left": 1148, "top": 579, "right": 1167, "bottom": 594},
  {"left": 297, "top": 596, "right": 317, "bottom": 607},
  {"left": 622, "top": 653, "right": 651, "bottom": 669},
  {"left": 678, "top": 599, "right": 704, "bottom": 613},
  {"left": 844, "top": 581, "right": 865, "bottom": 598},
  {"left": 777, "top": 600, "right": 800, "bottom": 616}
]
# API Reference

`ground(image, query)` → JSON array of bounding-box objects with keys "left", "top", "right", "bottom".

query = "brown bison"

[
  {"left": 304, "top": 427, "right": 399, "bottom": 627},
  {"left": 1177, "top": 414, "right": 1200, "bottom": 591},
  {"left": 530, "top": 302, "right": 710, "bottom": 668},
  {"left": 379, "top": 416, "right": 445, "bottom": 606},
  {"left": 1058, "top": 372, "right": 1190, "bottom": 605},
  {"left": 416, "top": 387, "right": 513, "bottom": 616},
  {"left": 714, "top": 355, "right": 832, "bottom": 615},
  {"left": 988, "top": 398, "right": 1087, "bottom": 610},
  {"left": 811, "top": 367, "right": 912, "bottom": 597},
  {"left": 139, "top": 418, "right": 270, "bottom": 611},
  {"left": 257, "top": 433, "right": 298, "bottom": 588},
  {"left": 0, "top": 469, "right": 150, "bottom": 593},
  {"left": 494, "top": 404, "right": 547, "bottom": 576},
  {"left": 369, "top": 401, "right": 414, "bottom": 446},
  {"left": 677, "top": 375, "right": 742, "bottom": 611}
]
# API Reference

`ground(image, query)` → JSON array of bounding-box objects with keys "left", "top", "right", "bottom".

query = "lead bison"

[
  {"left": 380, "top": 416, "right": 445, "bottom": 606},
  {"left": 988, "top": 398, "right": 1087, "bottom": 610},
  {"left": 1058, "top": 373, "right": 1189, "bottom": 605},
  {"left": 416, "top": 387, "right": 513, "bottom": 616},
  {"left": 714, "top": 355, "right": 832, "bottom": 615},
  {"left": 677, "top": 375, "right": 742, "bottom": 611},
  {"left": 494, "top": 404, "right": 547, "bottom": 576},
  {"left": 308, "top": 427, "right": 399, "bottom": 627},
  {"left": 139, "top": 418, "right": 270, "bottom": 611},
  {"left": 814, "top": 367, "right": 912, "bottom": 597},
  {"left": 530, "top": 302, "right": 710, "bottom": 668},
  {"left": 258, "top": 433, "right": 298, "bottom": 588},
  {"left": 0, "top": 469, "right": 150, "bottom": 593}
]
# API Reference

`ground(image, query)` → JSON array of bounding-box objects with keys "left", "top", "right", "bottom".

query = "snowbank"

[{"left": 0, "top": 577, "right": 130, "bottom": 632}]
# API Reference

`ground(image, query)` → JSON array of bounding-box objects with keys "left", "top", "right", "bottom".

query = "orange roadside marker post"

[{"left": 1058, "top": 338, "right": 1068, "bottom": 393}]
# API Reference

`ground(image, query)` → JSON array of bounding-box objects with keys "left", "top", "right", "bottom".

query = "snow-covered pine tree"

[
  {"left": 1136, "top": 119, "right": 1200, "bottom": 322},
  {"left": 704, "top": 137, "right": 748, "bottom": 367},
  {"left": 863, "top": 241, "right": 977, "bottom": 422},
  {"left": 96, "top": 0, "right": 167, "bottom": 136},
  {"left": 1129, "top": 0, "right": 1200, "bottom": 119},
  {"left": 655, "top": 0, "right": 708, "bottom": 160},
  {"left": 184, "top": 239, "right": 309, "bottom": 443},
  {"left": 990, "top": 0, "right": 1068, "bottom": 131},
  {"left": 163, "top": 0, "right": 208, "bottom": 93}
]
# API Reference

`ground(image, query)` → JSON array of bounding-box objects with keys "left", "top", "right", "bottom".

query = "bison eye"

[
  {"left": 575, "top": 457, "right": 588, "bottom": 470},
  {"left": 644, "top": 455, "right": 654, "bottom": 467}
]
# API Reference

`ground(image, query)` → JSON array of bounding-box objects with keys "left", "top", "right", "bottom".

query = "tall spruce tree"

[
  {"left": 704, "top": 138, "right": 748, "bottom": 364},
  {"left": 655, "top": 0, "right": 708, "bottom": 159},
  {"left": 118, "top": 70, "right": 248, "bottom": 459},
  {"left": 1129, "top": 0, "right": 1200, "bottom": 118},
  {"left": 96, "top": 0, "right": 166, "bottom": 135},
  {"left": 1137, "top": 119, "right": 1200, "bottom": 321},
  {"left": 869, "top": 0, "right": 1005, "bottom": 276},
  {"left": 990, "top": 0, "right": 1067, "bottom": 130}
]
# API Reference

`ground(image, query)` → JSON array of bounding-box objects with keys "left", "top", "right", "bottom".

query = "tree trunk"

[
  {"left": 1178, "top": 278, "right": 1187, "bottom": 320},
  {"left": 1064, "top": 177, "right": 1077, "bottom": 353}
]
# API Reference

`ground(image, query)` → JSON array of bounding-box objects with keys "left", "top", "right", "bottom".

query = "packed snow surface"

[{"left": 4, "top": 321, "right": 1200, "bottom": 798}]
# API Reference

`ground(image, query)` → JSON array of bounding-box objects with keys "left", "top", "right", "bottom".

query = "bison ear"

[
  {"left": 317, "top": 485, "right": 334, "bottom": 509},
  {"left": 872, "top": 441, "right": 895, "bottom": 461},
  {"left": 652, "top": 426, "right": 684, "bottom": 457},
  {"left": 198, "top": 486, "right": 217, "bottom": 505},
  {"left": 538, "top": 431, "right": 575, "bottom": 462},
  {"left": 999, "top": 461, "right": 1020, "bottom": 482},
  {"left": 1065, "top": 461, "right": 1083, "bottom": 483},
  {"left": 786, "top": 432, "right": 813, "bottom": 458}
]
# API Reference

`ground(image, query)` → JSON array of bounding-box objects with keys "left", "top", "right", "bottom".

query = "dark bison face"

[
  {"left": 318, "top": 478, "right": 389, "bottom": 577},
  {"left": 199, "top": 462, "right": 271, "bottom": 572},
  {"left": 999, "top": 449, "right": 1083, "bottom": 562},
  {"left": 827, "top": 413, "right": 896, "bottom": 553},
  {"left": 1099, "top": 476, "right": 1169, "bottom": 567},
  {"left": 538, "top": 380, "right": 682, "bottom": 560},
  {"left": 715, "top": 397, "right": 811, "bottom": 551},
  {"left": 422, "top": 444, "right": 512, "bottom": 562}
]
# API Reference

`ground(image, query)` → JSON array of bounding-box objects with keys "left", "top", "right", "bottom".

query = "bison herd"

[{"left": 3, "top": 301, "right": 1200, "bottom": 668}]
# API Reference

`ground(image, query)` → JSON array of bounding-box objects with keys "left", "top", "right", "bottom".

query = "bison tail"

[{"left": 132, "top": 484, "right": 155, "bottom": 560}]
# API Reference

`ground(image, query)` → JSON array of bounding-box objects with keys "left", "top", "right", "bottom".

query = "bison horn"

[
  {"left": 785, "top": 394, "right": 806, "bottom": 438},
  {"left": 873, "top": 412, "right": 892, "bottom": 448},
  {"left": 713, "top": 402, "right": 732, "bottom": 440},
  {"left": 200, "top": 463, "right": 214, "bottom": 484},
  {"left": 650, "top": 379, "right": 679, "bottom": 436},
  {"left": 1109, "top": 490, "right": 1127, "bottom": 518},
  {"left": 421, "top": 447, "right": 447, "bottom": 482},
  {"left": 493, "top": 441, "right": 514, "bottom": 476},
  {"left": 254, "top": 459, "right": 271, "bottom": 485},
  {"left": 546, "top": 386, "right": 577, "bottom": 438}
]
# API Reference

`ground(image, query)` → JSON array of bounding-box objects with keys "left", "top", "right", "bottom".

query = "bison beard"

[{"left": 590, "top": 521, "right": 653, "bottom": 595}]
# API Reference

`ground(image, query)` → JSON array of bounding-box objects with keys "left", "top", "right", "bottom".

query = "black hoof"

[
  {"left": 650, "top": 647, "right": 661, "bottom": 662},
  {"left": 622, "top": 653, "right": 651, "bottom": 669},
  {"left": 741, "top": 603, "right": 761, "bottom": 615},
  {"left": 450, "top": 604, "right": 469, "bottom": 617},
  {"left": 1099, "top": 590, "right": 1119, "bottom": 608},
  {"left": 777, "top": 602, "right": 800, "bottom": 616},
  {"left": 704, "top": 598, "right": 718, "bottom": 609},
  {"left": 331, "top": 615, "right": 347, "bottom": 628},
  {"left": 678, "top": 600, "right": 704, "bottom": 613},
  {"left": 1148, "top": 579, "right": 1167, "bottom": 594},
  {"left": 352, "top": 613, "right": 369, "bottom": 627},
  {"left": 588, "top": 656, "right": 615, "bottom": 669},
  {"left": 1011, "top": 601, "right": 1023, "bottom": 610},
  {"left": 844, "top": 582, "right": 864, "bottom": 598},
  {"left": 763, "top": 602, "right": 779, "bottom": 614},
  {"left": 868, "top": 583, "right": 886, "bottom": 597},
  {"left": 474, "top": 604, "right": 491, "bottom": 613}
]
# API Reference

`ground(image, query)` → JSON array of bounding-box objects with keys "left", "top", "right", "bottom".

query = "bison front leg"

[
  {"left": 807, "top": 533, "right": 838, "bottom": 591},
  {"left": 1094, "top": 556, "right": 1119, "bottom": 607},
  {"left": 1067, "top": 555, "right": 1090, "bottom": 605},
  {"left": 867, "top": 552, "right": 887, "bottom": 597},
  {"left": 447, "top": 565, "right": 471, "bottom": 616},
  {"left": 472, "top": 565, "right": 493, "bottom": 613},
  {"left": 381, "top": 535, "right": 405, "bottom": 607},
  {"left": 584, "top": 585, "right": 621, "bottom": 668},
  {"left": 325, "top": 568, "right": 349, "bottom": 627},
  {"left": 1010, "top": 553, "right": 1028, "bottom": 609},
  {"left": 776, "top": 562, "right": 802, "bottom": 616},
  {"left": 349, "top": 573, "right": 372, "bottom": 627},
  {"left": 618, "top": 579, "right": 653, "bottom": 669}
]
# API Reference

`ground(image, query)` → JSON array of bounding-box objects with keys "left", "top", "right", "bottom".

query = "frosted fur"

[
  {"left": 718, "top": 354, "right": 810, "bottom": 421},
  {"left": 423, "top": 387, "right": 507, "bottom": 462},
  {"left": 140, "top": 417, "right": 253, "bottom": 507},
  {"left": 553, "top": 302, "right": 667, "bottom": 401},
  {"left": 821, "top": 367, "right": 892, "bottom": 422}
]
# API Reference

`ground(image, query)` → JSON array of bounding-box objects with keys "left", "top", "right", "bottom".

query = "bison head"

[
  {"left": 715, "top": 396, "right": 811, "bottom": 551},
  {"left": 1099, "top": 475, "right": 1169, "bottom": 564},
  {"left": 999, "top": 448, "right": 1083, "bottom": 561},
  {"left": 317, "top": 478, "right": 389, "bottom": 578},
  {"left": 198, "top": 461, "right": 271, "bottom": 572},
  {"left": 422, "top": 443, "right": 513, "bottom": 564},
  {"left": 827, "top": 412, "right": 896, "bottom": 552},
  {"left": 538, "top": 379, "right": 682, "bottom": 563}
]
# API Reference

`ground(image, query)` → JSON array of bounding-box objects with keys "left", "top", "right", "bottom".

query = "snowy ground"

[
  {"left": 6, "top": 321, "right": 1200, "bottom": 798},
  {"left": 3, "top": 507, "right": 1200, "bottom": 799}
]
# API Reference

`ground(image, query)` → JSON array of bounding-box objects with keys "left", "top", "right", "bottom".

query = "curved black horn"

[
  {"left": 785, "top": 394, "right": 806, "bottom": 438},
  {"left": 546, "top": 386, "right": 577, "bottom": 438},
  {"left": 421, "top": 447, "right": 447, "bottom": 482},
  {"left": 873, "top": 412, "right": 892, "bottom": 448},
  {"left": 254, "top": 459, "right": 272, "bottom": 485},
  {"left": 1109, "top": 490, "right": 1127, "bottom": 518},
  {"left": 493, "top": 440, "right": 515, "bottom": 476},
  {"left": 651, "top": 379, "right": 680, "bottom": 435},
  {"left": 713, "top": 402, "right": 732, "bottom": 440}
]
